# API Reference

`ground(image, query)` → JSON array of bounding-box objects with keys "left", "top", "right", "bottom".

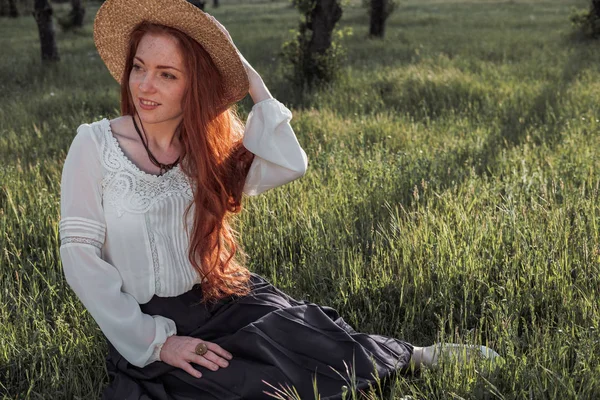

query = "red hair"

[{"left": 120, "top": 22, "right": 253, "bottom": 303}]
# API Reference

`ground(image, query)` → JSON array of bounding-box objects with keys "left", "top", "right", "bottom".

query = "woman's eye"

[{"left": 131, "top": 64, "right": 174, "bottom": 79}]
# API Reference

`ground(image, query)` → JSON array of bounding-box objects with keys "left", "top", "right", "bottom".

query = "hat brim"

[{"left": 93, "top": 0, "right": 249, "bottom": 107}]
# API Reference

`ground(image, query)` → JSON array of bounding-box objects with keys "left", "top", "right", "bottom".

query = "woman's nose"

[{"left": 138, "top": 73, "right": 156, "bottom": 92}]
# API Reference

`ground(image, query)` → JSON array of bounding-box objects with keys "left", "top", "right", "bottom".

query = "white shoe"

[{"left": 426, "top": 342, "right": 503, "bottom": 368}]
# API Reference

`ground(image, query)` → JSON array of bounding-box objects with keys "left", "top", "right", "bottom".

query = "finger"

[
  {"left": 203, "top": 350, "right": 230, "bottom": 368},
  {"left": 191, "top": 354, "right": 220, "bottom": 372},
  {"left": 206, "top": 342, "right": 233, "bottom": 360},
  {"left": 180, "top": 361, "right": 202, "bottom": 379},
  {"left": 208, "top": 15, "right": 232, "bottom": 39}
]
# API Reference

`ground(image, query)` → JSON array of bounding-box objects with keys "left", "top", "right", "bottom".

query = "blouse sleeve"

[
  {"left": 242, "top": 98, "right": 308, "bottom": 196},
  {"left": 59, "top": 123, "right": 177, "bottom": 368}
]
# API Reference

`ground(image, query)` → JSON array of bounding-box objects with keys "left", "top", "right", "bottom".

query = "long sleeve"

[
  {"left": 242, "top": 98, "right": 308, "bottom": 196},
  {"left": 59, "top": 124, "right": 176, "bottom": 368}
]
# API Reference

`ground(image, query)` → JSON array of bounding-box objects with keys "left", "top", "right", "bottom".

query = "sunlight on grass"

[{"left": 1, "top": 0, "right": 598, "bottom": 398}]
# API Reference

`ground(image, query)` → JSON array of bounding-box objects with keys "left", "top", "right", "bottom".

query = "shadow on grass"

[{"left": 387, "top": 35, "right": 596, "bottom": 199}]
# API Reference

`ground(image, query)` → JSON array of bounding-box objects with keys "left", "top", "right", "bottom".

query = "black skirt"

[{"left": 102, "top": 273, "right": 413, "bottom": 400}]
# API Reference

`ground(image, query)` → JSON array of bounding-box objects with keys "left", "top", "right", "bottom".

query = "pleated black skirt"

[{"left": 102, "top": 273, "right": 413, "bottom": 400}]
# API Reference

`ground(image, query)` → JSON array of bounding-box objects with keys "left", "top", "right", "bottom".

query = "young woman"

[{"left": 58, "top": 0, "right": 499, "bottom": 398}]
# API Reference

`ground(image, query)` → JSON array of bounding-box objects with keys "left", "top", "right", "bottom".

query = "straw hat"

[{"left": 93, "top": 0, "right": 249, "bottom": 108}]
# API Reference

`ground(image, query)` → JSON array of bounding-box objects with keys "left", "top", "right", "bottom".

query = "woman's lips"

[{"left": 139, "top": 98, "right": 160, "bottom": 110}]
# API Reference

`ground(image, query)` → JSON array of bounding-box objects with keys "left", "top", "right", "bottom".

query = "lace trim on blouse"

[
  {"left": 61, "top": 236, "right": 103, "bottom": 249},
  {"left": 151, "top": 342, "right": 164, "bottom": 363},
  {"left": 59, "top": 217, "right": 106, "bottom": 249},
  {"left": 98, "top": 118, "right": 194, "bottom": 217},
  {"left": 144, "top": 213, "right": 161, "bottom": 294}
]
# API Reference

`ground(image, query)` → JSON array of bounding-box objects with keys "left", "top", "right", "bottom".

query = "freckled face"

[{"left": 129, "top": 32, "right": 188, "bottom": 125}]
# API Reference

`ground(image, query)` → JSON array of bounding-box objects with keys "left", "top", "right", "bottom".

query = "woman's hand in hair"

[
  {"left": 159, "top": 335, "right": 232, "bottom": 378},
  {"left": 206, "top": 14, "right": 269, "bottom": 99},
  {"left": 206, "top": 14, "right": 257, "bottom": 78}
]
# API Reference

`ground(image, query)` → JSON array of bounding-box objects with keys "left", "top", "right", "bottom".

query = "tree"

[
  {"left": 0, "top": 0, "right": 19, "bottom": 17},
  {"left": 70, "top": 0, "right": 85, "bottom": 27},
  {"left": 213, "top": 0, "right": 219, "bottom": 8},
  {"left": 363, "top": 0, "right": 397, "bottom": 38},
  {"left": 308, "top": 0, "right": 342, "bottom": 57},
  {"left": 189, "top": 0, "right": 205, "bottom": 10},
  {"left": 8, "top": 0, "right": 18, "bottom": 17},
  {"left": 571, "top": 0, "right": 600, "bottom": 38},
  {"left": 0, "top": 0, "right": 8, "bottom": 17},
  {"left": 33, "top": 0, "right": 60, "bottom": 62},
  {"left": 281, "top": 0, "right": 349, "bottom": 89},
  {"left": 58, "top": 0, "right": 85, "bottom": 30}
]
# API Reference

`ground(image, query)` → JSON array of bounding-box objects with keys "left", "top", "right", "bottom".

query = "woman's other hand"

[{"left": 159, "top": 335, "right": 232, "bottom": 378}]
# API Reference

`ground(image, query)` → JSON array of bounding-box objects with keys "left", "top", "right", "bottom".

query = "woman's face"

[{"left": 129, "top": 32, "right": 188, "bottom": 125}]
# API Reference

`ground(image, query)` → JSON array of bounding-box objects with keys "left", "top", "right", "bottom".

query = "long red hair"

[{"left": 120, "top": 22, "right": 253, "bottom": 303}]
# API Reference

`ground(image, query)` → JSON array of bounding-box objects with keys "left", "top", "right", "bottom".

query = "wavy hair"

[{"left": 120, "top": 22, "right": 253, "bottom": 303}]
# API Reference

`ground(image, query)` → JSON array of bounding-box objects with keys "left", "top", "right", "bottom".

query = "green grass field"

[{"left": 1, "top": 0, "right": 599, "bottom": 398}]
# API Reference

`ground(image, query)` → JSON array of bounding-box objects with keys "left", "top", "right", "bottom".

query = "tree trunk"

[
  {"left": 307, "top": 0, "right": 342, "bottom": 56},
  {"left": 33, "top": 0, "right": 60, "bottom": 62},
  {"left": 369, "top": 0, "right": 385, "bottom": 37},
  {"left": 213, "top": 0, "right": 219, "bottom": 8},
  {"left": 0, "top": 0, "right": 8, "bottom": 16},
  {"left": 593, "top": 0, "right": 600, "bottom": 18},
  {"left": 8, "top": 0, "right": 18, "bottom": 17},
  {"left": 189, "top": 0, "right": 205, "bottom": 10},
  {"left": 70, "top": 0, "right": 85, "bottom": 27}
]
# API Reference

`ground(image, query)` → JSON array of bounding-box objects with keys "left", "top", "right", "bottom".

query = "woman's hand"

[
  {"left": 206, "top": 14, "right": 258, "bottom": 78},
  {"left": 159, "top": 335, "right": 232, "bottom": 378},
  {"left": 207, "top": 14, "right": 272, "bottom": 101}
]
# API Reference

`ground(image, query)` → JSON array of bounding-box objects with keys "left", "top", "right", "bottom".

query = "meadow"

[{"left": 1, "top": 0, "right": 599, "bottom": 398}]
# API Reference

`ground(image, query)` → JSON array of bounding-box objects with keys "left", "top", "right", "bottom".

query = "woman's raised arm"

[{"left": 242, "top": 97, "right": 308, "bottom": 195}]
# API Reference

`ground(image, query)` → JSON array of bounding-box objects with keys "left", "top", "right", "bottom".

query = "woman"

[{"left": 59, "top": 0, "right": 499, "bottom": 398}]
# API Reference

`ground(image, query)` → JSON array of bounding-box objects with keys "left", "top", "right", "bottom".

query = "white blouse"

[{"left": 58, "top": 98, "right": 308, "bottom": 368}]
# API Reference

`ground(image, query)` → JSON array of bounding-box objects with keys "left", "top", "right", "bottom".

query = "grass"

[{"left": 1, "top": 0, "right": 599, "bottom": 398}]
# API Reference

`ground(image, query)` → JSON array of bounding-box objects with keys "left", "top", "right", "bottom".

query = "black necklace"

[{"left": 132, "top": 113, "right": 180, "bottom": 176}]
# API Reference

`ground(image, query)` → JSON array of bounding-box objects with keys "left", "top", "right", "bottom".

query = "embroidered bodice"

[{"left": 101, "top": 119, "right": 195, "bottom": 217}]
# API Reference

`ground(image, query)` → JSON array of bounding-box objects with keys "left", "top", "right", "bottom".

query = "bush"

[
  {"left": 280, "top": 25, "right": 352, "bottom": 90},
  {"left": 279, "top": 0, "right": 351, "bottom": 90},
  {"left": 570, "top": 2, "right": 600, "bottom": 38}
]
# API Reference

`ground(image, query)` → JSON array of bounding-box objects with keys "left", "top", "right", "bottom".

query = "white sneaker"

[{"left": 426, "top": 342, "right": 503, "bottom": 368}]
